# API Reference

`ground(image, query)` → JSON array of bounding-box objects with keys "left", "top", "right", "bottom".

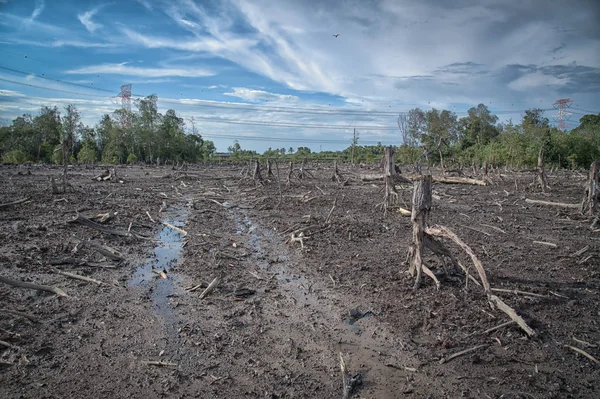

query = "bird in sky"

[{"left": 333, "top": 34, "right": 340, "bottom": 38}]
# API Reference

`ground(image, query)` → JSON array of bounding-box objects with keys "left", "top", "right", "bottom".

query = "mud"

[{"left": 0, "top": 163, "right": 598, "bottom": 398}]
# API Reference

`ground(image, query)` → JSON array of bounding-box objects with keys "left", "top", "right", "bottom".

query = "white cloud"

[
  {"left": 30, "top": 0, "right": 45, "bottom": 21},
  {"left": 508, "top": 72, "right": 569, "bottom": 91},
  {"left": 77, "top": 5, "right": 106, "bottom": 33},
  {"left": 66, "top": 63, "right": 214, "bottom": 78},
  {"left": 224, "top": 87, "right": 299, "bottom": 103}
]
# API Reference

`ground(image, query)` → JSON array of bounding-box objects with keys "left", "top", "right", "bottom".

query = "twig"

[
  {"left": 480, "top": 224, "right": 506, "bottom": 234},
  {"left": 533, "top": 240, "right": 557, "bottom": 248},
  {"left": 54, "top": 269, "right": 108, "bottom": 286},
  {"left": 525, "top": 198, "right": 580, "bottom": 208},
  {"left": 143, "top": 361, "right": 178, "bottom": 367},
  {"left": 146, "top": 211, "right": 156, "bottom": 223},
  {"left": 162, "top": 221, "right": 188, "bottom": 236},
  {"left": 325, "top": 196, "right": 338, "bottom": 225},
  {"left": 572, "top": 337, "right": 597, "bottom": 348},
  {"left": 439, "top": 344, "right": 488, "bottom": 364},
  {"left": 0, "top": 197, "right": 31, "bottom": 209},
  {"left": 564, "top": 345, "right": 599, "bottom": 365},
  {"left": 483, "top": 320, "right": 516, "bottom": 334},
  {"left": 200, "top": 276, "right": 220, "bottom": 299},
  {"left": 329, "top": 274, "right": 336, "bottom": 287},
  {"left": 488, "top": 294, "right": 536, "bottom": 337},
  {"left": 0, "top": 275, "right": 68, "bottom": 297},
  {"left": 491, "top": 288, "right": 546, "bottom": 298},
  {"left": 459, "top": 224, "right": 491, "bottom": 236}
]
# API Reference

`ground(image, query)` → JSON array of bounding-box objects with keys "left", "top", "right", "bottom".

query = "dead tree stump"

[
  {"left": 582, "top": 161, "right": 599, "bottom": 216},
  {"left": 252, "top": 159, "right": 262, "bottom": 183},
  {"left": 378, "top": 146, "right": 399, "bottom": 214},
  {"left": 536, "top": 146, "right": 549, "bottom": 192},
  {"left": 331, "top": 160, "right": 344, "bottom": 183},
  {"left": 266, "top": 159, "right": 275, "bottom": 178},
  {"left": 286, "top": 161, "right": 293, "bottom": 185},
  {"left": 408, "top": 175, "right": 432, "bottom": 289}
]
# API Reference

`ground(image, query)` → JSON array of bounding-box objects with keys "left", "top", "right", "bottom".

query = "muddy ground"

[{"left": 0, "top": 162, "right": 598, "bottom": 398}]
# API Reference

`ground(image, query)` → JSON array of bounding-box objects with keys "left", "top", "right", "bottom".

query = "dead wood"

[
  {"left": 533, "top": 240, "right": 557, "bottom": 248},
  {"left": 69, "top": 214, "right": 131, "bottom": 237},
  {"left": 0, "top": 197, "right": 31, "bottom": 210},
  {"left": 488, "top": 294, "right": 535, "bottom": 337},
  {"left": 378, "top": 146, "right": 399, "bottom": 215},
  {"left": 162, "top": 221, "right": 188, "bottom": 236},
  {"left": 536, "top": 146, "right": 550, "bottom": 193},
  {"left": 439, "top": 344, "right": 489, "bottom": 364},
  {"left": 53, "top": 269, "right": 108, "bottom": 286},
  {"left": 0, "top": 308, "right": 38, "bottom": 322},
  {"left": 91, "top": 211, "right": 116, "bottom": 224},
  {"left": 0, "top": 275, "right": 68, "bottom": 297},
  {"left": 525, "top": 198, "right": 580, "bottom": 209},
  {"left": 483, "top": 320, "right": 516, "bottom": 334},
  {"left": 252, "top": 159, "right": 263, "bottom": 183},
  {"left": 73, "top": 236, "right": 125, "bottom": 261},
  {"left": 490, "top": 288, "right": 546, "bottom": 298},
  {"left": 200, "top": 276, "right": 220, "bottom": 299},
  {"left": 0, "top": 340, "right": 17, "bottom": 349},
  {"left": 324, "top": 196, "right": 338, "bottom": 225},
  {"left": 408, "top": 176, "right": 432, "bottom": 289},
  {"left": 361, "top": 174, "right": 487, "bottom": 186},
  {"left": 564, "top": 345, "right": 599, "bottom": 365},
  {"left": 286, "top": 161, "right": 293, "bottom": 185},
  {"left": 143, "top": 361, "right": 178, "bottom": 367},
  {"left": 581, "top": 161, "right": 599, "bottom": 216},
  {"left": 146, "top": 211, "right": 156, "bottom": 223}
]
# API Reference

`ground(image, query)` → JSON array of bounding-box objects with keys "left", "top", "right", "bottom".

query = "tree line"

[
  {"left": 0, "top": 94, "right": 215, "bottom": 165},
  {"left": 1, "top": 99, "right": 598, "bottom": 169}
]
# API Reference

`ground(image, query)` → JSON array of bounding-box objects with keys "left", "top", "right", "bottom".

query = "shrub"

[
  {"left": 127, "top": 153, "right": 138, "bottom": 164},
  {"left": 2, "top": 149, "right": 29, "bottom": 164}
]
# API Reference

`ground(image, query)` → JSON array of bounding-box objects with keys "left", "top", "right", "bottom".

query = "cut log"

[{"left": 0, "top": 275, "right": 68, "bottom": 297}]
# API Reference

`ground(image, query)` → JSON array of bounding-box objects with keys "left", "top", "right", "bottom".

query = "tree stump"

[
  {"left": 286, "top": 161, "right": 293, "bottom": 185},
  {"left": 537, "top": 146, "right": 549, "bottom": 192},
  {"left": 409, "top": 175, "right": 432, "bottom": 289},
  {"left": 582, "top": 161, "right": 599, "bottom": 216},
  {"left": 379, "top": 146, "right": 399, "bottom": 214},
  {"left": 252, "top": 159, "right": 262, "bottom": 183}
]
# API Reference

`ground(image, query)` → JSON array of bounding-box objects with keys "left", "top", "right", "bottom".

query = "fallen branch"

[
  {"left": 162, "top": 221, "right": 188, "bottom": 236},
  {"left": 0, "top": 275, "right": 68, "bottom": 297},
  {"left": 490, "top": 288, "right": 546, "bottom": 298},
  {"left": 152, "top": 269, "right": 168, "bottom": 279},
  {"left": 200, "top": 276, "right": 220, "bottom": 299},
  {"left": 146, "top": 211, "right": 156, "bottom": 223},
  {"left": 439, "top": 344, "right": 489, "bottom": 364},
  {"left": 533, "top": 240, "right": 557, "bottom": 248},
  {"left": 53, "top": 269, "right": 108, "bottom": 286},
  {"left": 69, "top": 214, "right": 131, "bottom": 237},
  {"left": 0, "top": 197, "right": 31, "bottom": 209},
  {"left": 564, "top": 345, "right": 599, "bottom": 365},
  {"left": 525, "top": 198, "right": 580, "bottom": 209},
  {"left": 484, "top": 320, "right": 516, "bottom": 335},
  {"left": 73, "top": 236, "right": 125, "bottom": 261},
  {"left": 488, "top": 294, "right": 536, "bottom": 337}
]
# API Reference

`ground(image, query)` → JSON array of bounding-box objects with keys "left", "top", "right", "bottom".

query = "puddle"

[
  {"left": 343, "top": 310, "right": 375, "bottom": 335},
  {"left": 127, "top": 207, "right": 189, "bottom": 344}
]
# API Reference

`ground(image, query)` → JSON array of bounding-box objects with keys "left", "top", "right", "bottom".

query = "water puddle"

[{"left": 128, "top": 207, "right": 189, "bottom": 340}]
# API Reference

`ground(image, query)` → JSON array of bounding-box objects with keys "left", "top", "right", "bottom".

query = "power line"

[
  {"left": 190, "top": 116, "right": 398, "bottom": 130},
  {"left": 0, "top": 77, "right": 110, "bottom": 98}
]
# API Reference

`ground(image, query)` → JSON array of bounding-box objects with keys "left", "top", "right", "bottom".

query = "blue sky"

[{"left": 0, "top": 0, "right": 599, "bottom": 152}]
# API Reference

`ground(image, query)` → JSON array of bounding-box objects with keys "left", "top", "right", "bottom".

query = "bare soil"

[{"left": 0, "top": 163, "right": 598, "bottom": 398}]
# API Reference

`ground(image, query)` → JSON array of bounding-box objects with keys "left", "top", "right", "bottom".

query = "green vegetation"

[
  {"left": 0, "top": 95, "right": 215, "bottom": 165},
  {"left": 1, "top": 100, "right": 597, "bottom": 168}
]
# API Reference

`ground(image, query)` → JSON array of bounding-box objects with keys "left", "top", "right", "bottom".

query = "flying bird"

[{"left": 333, "top": 34, "right": 340, "bottom": 38}]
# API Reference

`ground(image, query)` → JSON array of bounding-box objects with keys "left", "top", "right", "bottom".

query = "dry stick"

[
  {"left": 490, "top": 287, "right": 546, "bottom": 298},
  {"left": 564, "top": 345, "right": 600, "bottom": 365},
  {"left": 571, "top": 246, "right": 590, "bottom": 257},
  {"left": 0, "top": 340, "right": 17, "bottom": 349},
  {"left": 152, "top": 269, "right": 168, "bottom": 279},
  {"left": 524, "top": 198, "right": 580, "bottom": 209},
  {"left": 146, "top": 211, "right": 156, "bottom": 223},
  {"left": 199, "top": 276, "right": 220, "bottom": 299},
  {"left": 0, "top": 275, "right": 68, "bottom": 297},
  {"left": 0, "top": 197, "right": 31, "bottom": 209},
  {"left": 459, "top": 224, "right": 492, "bottom": 236},
  {"left": 483, "top": 320, "right": 516, "bottom": 335},
  {"left": 426, "top": 225, "right": 535, "bottom": 337},
  {"left": 73, "top": 236, "right": 125, "bottom": 261},
  {"left": 143, "top": 361, "right": 178, "bottom": 367},
  {"left": 572, "top": 337, "right": 597, "bottom": 348},
  {"left": 422, "top": 264, "right": 440, "bottom": 290},
  {"left": 533, "top": 240, "right": 557, "bottom": 248},
  {"left": 0, "top": 308, "right": 37, "bottom": 322},
  {"left": 340, "top": 352, "right": 351, "bottom": 399},
  {"left": 324, "top": 196, "right": 338, "bottom": 225},
  {"left": 275, "top": 160, "right": 283, "bottom": 209},
  {"left": 54, "top": 269, "right": 108, "bottom": 286},
  {"left": 162, "top": 221, "right": 188, "bottom": 236},
  {"left": 488, "top": 295, "right": 535, "bottom": 337},
  {"left": 439, "top": 344, "right": 489, "bottom": 364},
  {"left": 69, "top": 214, "right": 131, "bottom": 237},
  {"left": 480, "top": 224, "right": 506, "bottom": 234}
]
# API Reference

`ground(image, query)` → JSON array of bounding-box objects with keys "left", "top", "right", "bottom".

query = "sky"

[{"left": 0, "top": 0, "right": 599, "bottom": 153}]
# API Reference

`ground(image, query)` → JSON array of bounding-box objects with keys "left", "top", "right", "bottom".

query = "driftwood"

[
  {"left": 0, "top": 197, "right": 31, "bottom": 209},
  {"left": 524, "top": 198, "right": 580, "bottom": 209},
  {"left": 0, "top": 275, "right": 68, "bottom": 297}
]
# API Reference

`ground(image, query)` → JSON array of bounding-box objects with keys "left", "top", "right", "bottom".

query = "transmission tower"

[
  {"left": 118, "top": 84, "right": 132, "bottom": 126},
  {"left": 553, "top": 98, "right": 573, "bottom": 130}
]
